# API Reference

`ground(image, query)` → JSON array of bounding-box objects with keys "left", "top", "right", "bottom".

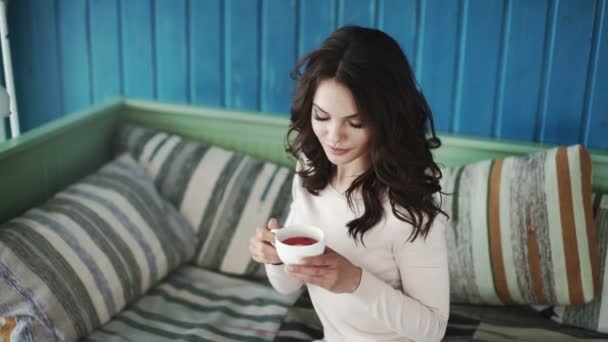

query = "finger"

[
  {"left": 250, "top": 239, "right": 281, "bottom": 264},
  {"left": 249, "top": 245, "right": 264, "bottom": 263},
  {"left": 299, "top": 254, "right": 329, "bottom": 267},
  {"left": 288, "top": 272, "right": 325, "bottom": 285},
  {"left": 256, "top": 227, "right": 276, "bottom": 243},
  {"left": 286, "top": 265, "right": 328, "bottom": 276},
  {"left": 259, "top": 242, "right": 281, "bottom": 264},
  {"left": 267, "top": 217, "right": 281, "bottom": 230}
]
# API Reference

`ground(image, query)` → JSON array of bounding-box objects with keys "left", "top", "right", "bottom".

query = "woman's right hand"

[{"left": 249, "top": 218, "right": 282, "bottom": 264}]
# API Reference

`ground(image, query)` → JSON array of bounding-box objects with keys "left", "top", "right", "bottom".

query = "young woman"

[{"left": 249, "top": 25, "right": 449, "bottom": 342}]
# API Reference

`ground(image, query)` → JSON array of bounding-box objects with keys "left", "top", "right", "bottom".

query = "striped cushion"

[
  {"left": 533, "top": 193, "right": 608, "bottom": 333},
  {"left": 115, "top": 125, "right": 294, "bottom": 278},
  {"left": 83, "top": 265, "right": 301, "bottom": 342},
  {"left": 0, "top": 154, "right": 198, "bottom": 341},
  {"left": 442, "top": 145, "right": 600, "bottom": 305}
]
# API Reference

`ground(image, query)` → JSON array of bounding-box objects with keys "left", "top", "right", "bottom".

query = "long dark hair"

[{"left": 287, "top": 25, "right": 446, "bottom": 243}]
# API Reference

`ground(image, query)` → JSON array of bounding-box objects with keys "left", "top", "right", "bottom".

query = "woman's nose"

[{"left": 327, "top": 121, "right": 343, "bottom": 144}]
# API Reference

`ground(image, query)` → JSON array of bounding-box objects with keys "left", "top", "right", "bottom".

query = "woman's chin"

[{"left": 326, "top": 154, "right": 350, "bottom": 166}]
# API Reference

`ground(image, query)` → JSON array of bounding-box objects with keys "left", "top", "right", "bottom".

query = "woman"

[{"left": 249, "top": 25, "right": 449, "bottom": 342}]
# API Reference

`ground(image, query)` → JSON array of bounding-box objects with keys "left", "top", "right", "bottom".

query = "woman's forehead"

[{"left": 312, "top": 78, "right": 358, "bottom": 118}]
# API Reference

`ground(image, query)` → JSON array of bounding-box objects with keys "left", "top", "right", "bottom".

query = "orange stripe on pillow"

[
  {"left": 579, "top": 146, "right": 600, "bottom": 296},
  {"left": 527, "top": 207, "right": 547, "bottom": 304},
  {"left": 0, "top": 317, "right": 17, "bottom": 341},
  {"left": 488, "top": 159, "right": 512, "bottom": 303},
  {"left": 556, "top": 147, "right": 584, "bottom": 304}
]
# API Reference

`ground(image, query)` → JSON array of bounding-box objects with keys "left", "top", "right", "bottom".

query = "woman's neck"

[{"left": 331, "top": 161, "right": 369, "bottom": 193}]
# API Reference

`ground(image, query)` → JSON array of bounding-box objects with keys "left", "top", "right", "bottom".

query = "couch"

[{"left": 1, "top": 98, "right": 608, "bottom": 341}]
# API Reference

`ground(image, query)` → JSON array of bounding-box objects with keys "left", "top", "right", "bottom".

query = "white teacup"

[{"left": 270, "top": 224, "right": 325, "bottom": 265}]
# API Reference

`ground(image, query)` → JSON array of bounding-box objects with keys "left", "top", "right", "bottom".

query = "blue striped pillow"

[
  {"left": 115, "top": 125, "right": 294, "bottom": 279},
  {"left": 0, "top": 154, "right": 198, "bottom": 341}
]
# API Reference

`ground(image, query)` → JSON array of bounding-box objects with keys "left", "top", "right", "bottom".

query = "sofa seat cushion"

[
  {"left": 441, "top": 145, "right": 600, "bottom": 305},
  {"left": 0, "top": 154, "right": 198, "bottom": 341},
  {"left": 273, "top": 290, "right": 323, "bottom": 341},
  {"left": 446, "top": 303, "right": 608, "bottom": 341},
  {"left": 272, "top": 291, "right": 608, "bottom": 341},
  {"left": 115, "top": 125, "right": 294, "bottom": 279},
  {"left": 83, "top": 265, "right": 301, "bottom": 342}
]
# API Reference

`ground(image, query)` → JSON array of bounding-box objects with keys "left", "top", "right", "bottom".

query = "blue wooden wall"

[{"left": 7, "top": 0, "right": 608, "bottom": 149}]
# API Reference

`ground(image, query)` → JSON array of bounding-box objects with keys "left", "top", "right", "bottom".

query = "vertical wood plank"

[
  {"left": 338, "top": 0, "right": 375, "bottom": 28},
  {"left": 261, "top": 0, "right": 296, "bottom": 114},
  {"left": 225, "top": 0, "right": 260, "bottom": 110},
  {"left": 155, "top": 0, "right": 188, "bottom": 103},
  {"left": 25, "top": 0, "right": 63, "bottom": 131},
  {"left": 418, "top": 0, "right": 459, "bottom": 132},
  {"left": 496, "top": 0, "right": 548, "bottom": 141},
  {"left": 455, "top": 0, "right": 504, "bottom": 137},
  {"left": 57, "top": 0, "right": 91, "bottom": 114},
  {"left": 90, "top": 0, "right": 122, "bottom": 103},
  {"left": 189, "top": 0, "right": 222, "bottom": 106},
  {"left": 582, "top": 0, "right": 607, "bottom": 149},
  {"left": 120, "top": 0, "right": 155, "bottom": 100},
  {"left": 379, "top": 0, "right": 419, "bottom": 70},
  {"left": 539, "top": 0, "right": 595, "bottom": 145},
  {"left": 299, "top": 0, "right": 335, "bottom": 57},
  {"left": 5, "top": 0, "right": 30, "bottom": 137}
]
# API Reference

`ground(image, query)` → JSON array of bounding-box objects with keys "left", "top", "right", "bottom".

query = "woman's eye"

[
  {"left": 349, "top": 121, "right": 364, "bottom": 129},
  {"left": 313, "top": 114, "right": 329, "bottom": 121}
]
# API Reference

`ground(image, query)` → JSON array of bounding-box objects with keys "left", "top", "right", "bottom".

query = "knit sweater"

[{"left": 265, "top": 175, "right": 450, "bottom": 341}]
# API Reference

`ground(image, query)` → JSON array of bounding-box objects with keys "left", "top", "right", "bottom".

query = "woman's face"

[{"left": 311, "top": 78, "right": 371, "bottom": 172}]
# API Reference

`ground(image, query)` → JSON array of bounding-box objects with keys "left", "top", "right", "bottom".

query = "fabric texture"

[
  {"left": 532, "top": 193, "right": 608, "bottom": 333},
  {"left": 441, "top": 145, "right": 600, "bottom": 305},
  {"left": 0, "top": 315, "right": 54, "bottom": 342},
  {"left": 265, "top": 174, "right": 450, "bottom": 342},
  {"left": 273, "top": 292, "right": 608, "bottom": 341},
  {"left": 115, "top": 124, "right": 294, "bottom": 278},
  {"left": 447, "top": 303, "right": 608, "bottom": 341},
  {"left": 82, "top": 265, "right": 301, "bottom": 342},
  {"left": 274, "top": 290, "right": 323, "bottom": 342},
  {"left": 0, "top": 154, "right": 197, "bottom": 341}
]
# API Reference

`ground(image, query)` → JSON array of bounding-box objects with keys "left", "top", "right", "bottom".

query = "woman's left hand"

[{"left": 285, "top": 247, "right": 362, "bottom": 293}]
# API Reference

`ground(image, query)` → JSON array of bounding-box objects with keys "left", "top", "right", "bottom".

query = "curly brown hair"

[{"left": 286, "top": 25, "right": 447, "bottom": 244}]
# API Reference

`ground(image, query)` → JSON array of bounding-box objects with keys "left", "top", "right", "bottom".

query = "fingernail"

[{"left": 268, "top": 218, "right": 276, "bottom": 225}]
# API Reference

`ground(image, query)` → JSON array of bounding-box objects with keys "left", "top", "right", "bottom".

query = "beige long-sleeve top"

[{"left": 265, "top": 175, "right": 450, "bottom": 342}]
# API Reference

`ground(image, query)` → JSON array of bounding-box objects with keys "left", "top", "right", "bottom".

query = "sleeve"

[
  {"left": 349, "top": 215, "right": 450, "bottom": 342},
  {"left": 264, "top": 173, "right": 305, "bottom": 295}
]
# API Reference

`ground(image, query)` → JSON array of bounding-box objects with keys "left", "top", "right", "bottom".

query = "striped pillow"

[
  {"left": 533, "top": 193, "right": 608, "bottom": 332},
  {"left": 0, "top": 154, "right": 198, "bottom": 341},
  {"left": 442, "top": 145, "right": 600, "bottom": 305},
  {"left": 115, "top": 125, "right": 294, "bottom": 278}
]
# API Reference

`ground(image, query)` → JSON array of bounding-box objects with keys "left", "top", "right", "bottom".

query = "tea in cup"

[{"left": 270, "top": 224, "right": 325, "bottom": 265}]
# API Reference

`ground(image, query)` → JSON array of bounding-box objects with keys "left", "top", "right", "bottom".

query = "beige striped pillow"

[
  {"left": 115, "top": 125, "right": 294, "bottom": 279},
  {"left": 442, "top": 145, "right": 600, "bottom": 305}
]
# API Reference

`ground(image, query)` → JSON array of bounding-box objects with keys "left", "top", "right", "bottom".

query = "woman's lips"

[{"left": 328, "top": 146, "right": 350, "bottom": 156}]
